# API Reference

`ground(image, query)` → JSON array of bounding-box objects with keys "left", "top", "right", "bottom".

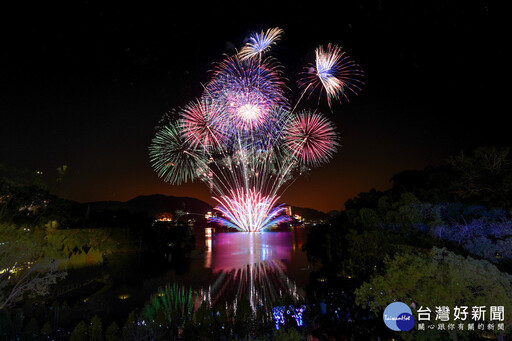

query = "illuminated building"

[{"left": 155, "top": 212, "right": 173, "bottom": 222}]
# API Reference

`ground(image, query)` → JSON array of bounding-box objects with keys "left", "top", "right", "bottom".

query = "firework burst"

[
  {"left": 180, "top": 99, "right": 227, "bottom": 150},
  {"left": 283, "top": 110, "right": 339, "bottom": 167},
  {"left": 149, "top": 117, "right": 206, "bottom": 185},
  {"left": 239, "top": 27, "right": 283, "bottom": 61},
  {"left": 300, "top": 43, "right": 364, "bottom": 107},
  {"left": 203, "top": 54, "right": 290, "bottom": 147},
  {"left": 205, "top": 54, "right": 287, "bottom": 107}
]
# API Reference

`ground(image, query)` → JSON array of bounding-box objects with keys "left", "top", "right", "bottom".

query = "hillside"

[
  {"left": 85, "top": 194, "right": 330, "bottom": 222},
  {"left": 289, "top": 205, "right": 331, "bottom": 222},
  {"left": 86, "top": 194, "right": 214, "bottom": 218}
]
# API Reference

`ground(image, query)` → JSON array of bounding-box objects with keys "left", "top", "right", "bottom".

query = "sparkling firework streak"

[
  {"left": 299, "top": 43, "right": 364, "bottom": 107},
  {"left": 239, "top": 27, "right": 283, "bottom": 61},
  {"left": 150, "top": 29, "right": 364, "bottom": 231}
]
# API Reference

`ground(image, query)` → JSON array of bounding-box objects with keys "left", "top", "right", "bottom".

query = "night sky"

[{"left": 0, "top": 1, "right": 507, "bottom": 213}]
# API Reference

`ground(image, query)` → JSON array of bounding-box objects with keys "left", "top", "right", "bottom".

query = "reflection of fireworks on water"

[
  {"left": 150, "top": 28, "right": 363, "bottom": 231},
  {"left": 203, "top": 259, "right": 302, "bottom": 313},
  {"left": 199, "top": 232, "right": 302, "bottom": 313}
]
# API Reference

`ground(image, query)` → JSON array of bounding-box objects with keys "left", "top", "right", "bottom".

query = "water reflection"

[
  {"left": 204, "top": 227, "right": 213, "bottom": 268},
  {"left": 201, "top": 231, "right": 303, "bottom": 312}
]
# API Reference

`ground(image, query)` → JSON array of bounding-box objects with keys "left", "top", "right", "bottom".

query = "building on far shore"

[{"left": 155, "top": 212, "right": 173, "bottom": 222}]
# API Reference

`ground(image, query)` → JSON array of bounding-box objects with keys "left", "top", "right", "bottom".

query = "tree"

[
  {"left": 355, "top": 247, "right": 512, "bottom": 340},
  {"left": 301, "top": 224, "right": 348, "bottom": 272},
  {"left": 343, "top": 229, "right": 408, "bottom": 279},
  {"left": 274, "top": 327, "right": 301, "bottom": 341},
  {"left": 390, "top": 165, "right": 457, "bottom": 203},
  {"left": 40, "top": 321, "right": 52, "bottom": 337},
  {"left": 359, "top": 208, "right": 381, "bottom": 229},
  {"left": 0, "top": 223, "right": 66, "bottom": 309},
  {"left": 23, "top": 317, "right": 39, "bottom": 337},
  {"left": 234, "top": 297, "right": 253, "bottom": 338},
  {"left": 344, "top": 189, "right": 385, "bottom": 226},
  {"left": 449, "top": 146, "right": 512, "bottom": 207},
  {"left": 105, "top": 322, "right": 119, "bottom": 341},
  {"left": 89, "top": 315, "right": 102, "bottom": 341},
  {"left": 0, "top": 164, "right": 49, "bottom": 224},
  {"left": 70, "top": 320, "right": 88, "bottom": 341}
]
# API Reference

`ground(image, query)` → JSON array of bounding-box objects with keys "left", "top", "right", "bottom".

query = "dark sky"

[{"left": 0, "top": 1, "right": 507, "bottom": 213}]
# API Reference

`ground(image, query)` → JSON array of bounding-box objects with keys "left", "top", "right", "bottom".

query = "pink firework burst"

[
  {"left": 180, "top": 99, "right": 226, "bottom": 150},
  {"left": 299, "top": 43, "right": 364, "bottom": 108},
  {"left": 283, "top": 110, "right": 339, "bottom": 167}
]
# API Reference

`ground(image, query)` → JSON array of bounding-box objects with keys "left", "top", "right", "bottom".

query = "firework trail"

[{"left": 150, "top": 28, "right": 363, "bottom": 231}]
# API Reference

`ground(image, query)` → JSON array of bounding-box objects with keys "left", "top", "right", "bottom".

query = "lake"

[{"left": 61, "top": 227, "right": 319, "bottom": 327}]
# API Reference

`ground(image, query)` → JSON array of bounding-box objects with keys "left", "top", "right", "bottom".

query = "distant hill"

[
  {"left": 86, "top": 194, "right": 214, "bottom": 218},
  {"left": 327, "top": 210, "right": 342, "bottom": 217},
  {"left": 85, "top": 194, "right": 330, "bottom": 222},
  {"left": 289, "top": 205, "right": 331, "bottom": 222}
]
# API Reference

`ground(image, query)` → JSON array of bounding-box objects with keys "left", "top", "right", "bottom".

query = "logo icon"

[{"left": 383, "top": 302, "right": 415, "bottom": 331}]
